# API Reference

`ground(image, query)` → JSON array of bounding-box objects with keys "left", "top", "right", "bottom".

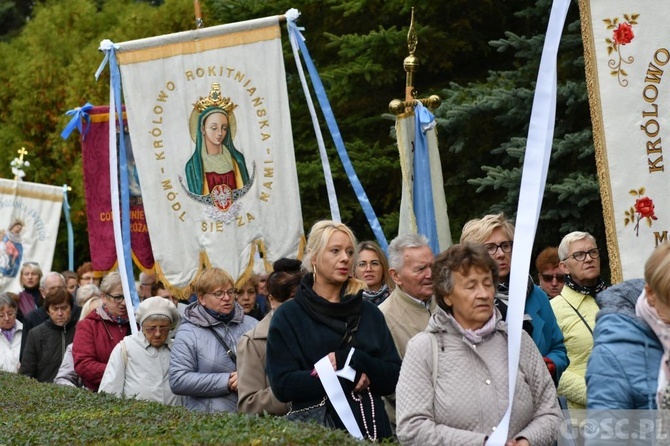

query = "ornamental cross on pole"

[{"left": 12, "top": 147, "right": 30, "bottom": 181}]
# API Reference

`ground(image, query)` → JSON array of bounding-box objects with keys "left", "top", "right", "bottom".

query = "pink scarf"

[
  {"left": 445, "top": 310, "right": 499, "bottom": 345},
  {"left": 635, "top": 290, "right": 670, "bottom": 407}
]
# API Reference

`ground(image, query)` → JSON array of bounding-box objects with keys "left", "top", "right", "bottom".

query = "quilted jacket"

[
  {"left": 169, "top": 301, "right": 257, "bottom": 413},
  {"left": 396, "top": 308, "right": 561, "bottom": 446},
  {"left": 586, "top": 279, "right": 662, "bottom": 409}
]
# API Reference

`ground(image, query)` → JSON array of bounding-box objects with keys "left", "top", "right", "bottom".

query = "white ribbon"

[
  {"left": 486, "top": 0, "right": 571, "bottom": 444},
  {"left": 285, "top": 11, "right": 341, "bottom": 222},
  {"left": 314, "top": 353, "right": 363, "bottom": 439}
]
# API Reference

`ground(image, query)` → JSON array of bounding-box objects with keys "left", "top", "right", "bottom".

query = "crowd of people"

[{"left": 2, "top": 214, "right": 670, "bottom": 444}]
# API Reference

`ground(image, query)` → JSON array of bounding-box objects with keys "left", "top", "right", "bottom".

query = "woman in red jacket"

[{"left": 72, "top": 272, "right": 130, "bottom": 391}]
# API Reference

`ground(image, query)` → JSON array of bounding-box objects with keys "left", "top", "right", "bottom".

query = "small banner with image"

[{"left": 0, "top": 179, "right": 62, "bottom": 293}]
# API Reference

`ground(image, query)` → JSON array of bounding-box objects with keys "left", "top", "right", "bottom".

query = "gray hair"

[
  {"left": 558, "top": 231, "right": 597, "bottom": 261},
  {"left": 100, "top": 272, "right": 122, "bottom": 294},
  {"left": 40, "top": 271, "right": 66, "bottom": 289},
  {"left": 139, "top": 271, "right": 155, "bottom": 285},
  {"left": 76, "top": 284, "right": 101, "bottom": 306},
  {"left": 388, "top": 233, "right": 430, "bottom": 270},
  {"left": 79, "top": 296, "right": 102, "bottom": 321},
  {"left": 0, "top": 293, "right": 17, "bottom": 311}
]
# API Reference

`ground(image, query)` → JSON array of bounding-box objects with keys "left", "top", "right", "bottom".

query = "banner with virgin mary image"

[
  {"left": 580, "top": 0, "right": 670, "bottom": 281},
  {"left": 0, "top": 179, "right": 62, "bottom": 293},
  {"left": 113, "top": 16, "right": 304, "bottom": 290}
]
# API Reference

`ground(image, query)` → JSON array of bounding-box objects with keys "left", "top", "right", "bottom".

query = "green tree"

[
  {"left": 434, "top": 0, "right": 606, "bottom": 277},
  {"left": 0, "top": 0, "right": 198, "bottom": 271},
  {"left": 208, "top": 0, "right": 535, "bottom": 241},
  {"left": 3, "top": 0, "right": 594, "bottom": 274}
]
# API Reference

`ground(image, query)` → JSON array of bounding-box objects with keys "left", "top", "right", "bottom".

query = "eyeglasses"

[
  {"left": 566, "top": 248, "right": 600, "bottom": 262},
  {"left": 483, "top": 241, "right": 513, "bottom": 255},
  {"left": 357, "top": 260, "right": 381, "bottom": 269},
  {"left": 143, "top": 326, "right": 171, "bottom": 334},
  {"left": 105, "top": 293, "right": 125, "bottom": 303},
  {"left": 541, "top": 274, "right": 565, "bottom": 283},
  {"left": 208, "top": 289, "right": 238, "bottom": 299},
  {"left": 0, "top": 311, "right": 16, "bottom": 319}
]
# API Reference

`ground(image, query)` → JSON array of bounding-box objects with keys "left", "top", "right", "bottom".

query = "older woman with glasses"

[
  {"left": 72, "top": 272, "right": 131, "bottom": 391},
  {"left": 461, "top": 213, "right": 568, "bottom": 387},
  {"left": 0, "top": 293, "right": 22, "bottom": 373},
  {"left": 551, "top": 231, "right": 607, "bottom": 409},
  {"left": 169, "top": 267, "right": 258, "bottom": 413},
  {"left": 355, "top": 241, "right": 394, "bottom": 305},
  {"left": 99, "top": 297, "right": 181, "bottom": 405}
]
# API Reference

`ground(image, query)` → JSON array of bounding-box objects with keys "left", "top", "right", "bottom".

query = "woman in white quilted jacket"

[{"left": 396, "top": 242, "right": 561, "bottom": 446}]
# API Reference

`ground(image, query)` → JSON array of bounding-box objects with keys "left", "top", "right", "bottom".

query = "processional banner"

[
  {"left": 114, "top": 16, "right": 304, "bottom": 290},
  {"left": 396, "top": 107, "right": 452, "bottom": 253},
  {"left": 81, "top": 106, "right": 155, "bottom": 276},
  {"left": 580, "top": 1, "right": 670, "bottom": 281},
  {"left": 0, "top": 179, "right": 62, "bottom": 293}
]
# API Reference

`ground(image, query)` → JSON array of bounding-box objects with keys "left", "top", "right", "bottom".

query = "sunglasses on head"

[{"left": 541, "top": 274, "right": 565, "bottom": 283}]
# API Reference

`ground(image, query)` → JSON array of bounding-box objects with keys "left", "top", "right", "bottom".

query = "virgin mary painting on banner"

[
  {"left": 181, "top": 83, "right": 256, "bottom": 221},
  {"left": 113, "top": 16, "right": 304, "bottom": 291},
  {"left": 0, "top": 179, "right": 62, "bottom": 293}
]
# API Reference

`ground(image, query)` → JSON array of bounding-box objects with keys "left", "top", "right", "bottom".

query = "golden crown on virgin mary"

[{"left": 193, "top": 82, "right": 236, "bottom": 113}]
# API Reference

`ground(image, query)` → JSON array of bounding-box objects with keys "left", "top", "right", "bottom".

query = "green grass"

[{"left": 0, "top": 372, "right": 371, "bottom": 445}]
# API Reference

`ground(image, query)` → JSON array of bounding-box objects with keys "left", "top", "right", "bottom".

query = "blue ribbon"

[
  {"left": 61, "top": 103, "right": 93, "bottom": 140},
  {"left": 287, "top": 21, "right": 388, "bottom": 252},
  {"left": 98, "top": 43, "right": 140, "bottom": 310},
  {"left": 62, "top": 185, "right": 74, "bottom": 271},
  {"left": 413, "top": 103, "right": 439, "bottom": 254}
]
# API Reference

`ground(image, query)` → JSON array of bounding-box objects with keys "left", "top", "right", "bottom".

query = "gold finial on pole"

[
  {"left": 389, "top": 9, "right": 441, "bottom": 115},
  {"left": 194, "top": 0, "right": 204, "bottom": 29},
  {"left": 404, "top": 7, "right": 419, "bottom": 103},
  {"left": 17, "top": 147, "right": 28, "bottom": 160}
]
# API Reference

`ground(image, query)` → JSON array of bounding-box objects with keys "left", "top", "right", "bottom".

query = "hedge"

[{"left": 0, "top": 372, "right": 375, "bottom": 445}]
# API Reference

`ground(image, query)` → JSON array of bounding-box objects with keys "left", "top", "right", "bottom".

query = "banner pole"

[
  {"left": 194, "top": 0, "right": 203, "bottom": 29},
  {"left": 404, "top": 7, "right": 418, "bottom": 105}
]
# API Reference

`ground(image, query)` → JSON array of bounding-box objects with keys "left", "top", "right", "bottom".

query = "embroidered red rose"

[
  {"left": 635, "top": 197, "right": 657, "bottom": 219},
  {"left": 613, "top": 22, "right": 634, "bottom": 45}
]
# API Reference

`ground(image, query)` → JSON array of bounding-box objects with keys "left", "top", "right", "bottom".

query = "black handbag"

[{"left": 285, "top": 397, "right": 336, "bottom": 428}]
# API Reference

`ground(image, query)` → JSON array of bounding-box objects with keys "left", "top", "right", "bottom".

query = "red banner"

[{"left": 81, "top": 106, "right": 154, "bottom": 274}]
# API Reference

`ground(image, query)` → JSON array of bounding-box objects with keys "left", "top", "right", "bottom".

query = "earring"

[{"left": 313, "top": 265, "right": 318, "bottom": 282}]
